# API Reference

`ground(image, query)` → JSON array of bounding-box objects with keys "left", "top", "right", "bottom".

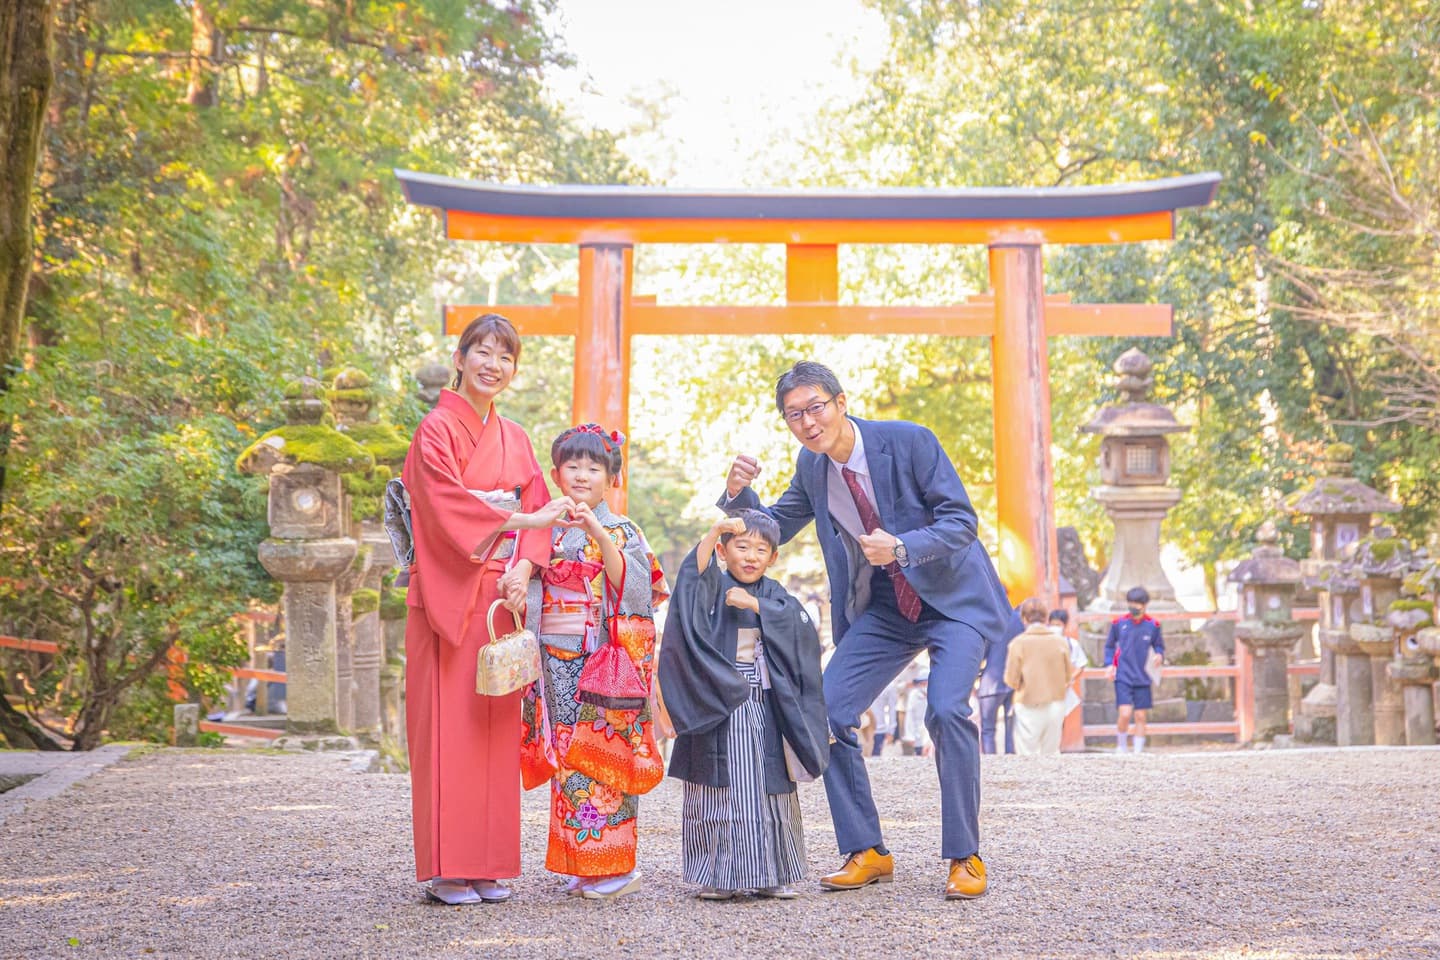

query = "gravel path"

[{"left": 2, "top": 744, "right": 1437, "bottom": 959}]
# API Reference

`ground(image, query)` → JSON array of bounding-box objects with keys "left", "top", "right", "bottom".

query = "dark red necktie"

[{"left": 842, "top": 466, "right": 922, "bottom": 623}]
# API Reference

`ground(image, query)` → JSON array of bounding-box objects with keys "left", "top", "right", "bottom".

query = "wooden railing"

[
  {"left": 2, "top": 623, "right": 288, "bottom": 742},
  {"left": 1071, "top": 609, "right": 1321, "bottom": 745},
  {"left": 1078, "top": 664, "right": 1242, "bottom": 739},
  {"left": 0, "top": 635, "right": 60, "bottom": 655}
]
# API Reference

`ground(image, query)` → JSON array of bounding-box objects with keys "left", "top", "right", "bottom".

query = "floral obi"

[{"left": 540, "top": 559, "right": 605, "bottom": 653}]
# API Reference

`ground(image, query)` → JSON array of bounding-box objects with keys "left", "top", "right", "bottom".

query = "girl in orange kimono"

[
  {"left": 402, "top": 314, "right": 574, "bottom": 906},
  {"left": 520, "top": 425, "right": 668, "bottom": 900}
]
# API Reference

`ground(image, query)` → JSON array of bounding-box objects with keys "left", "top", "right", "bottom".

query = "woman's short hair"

[{"left": 452, "top": 313, "right": 521, "bottom": 388}]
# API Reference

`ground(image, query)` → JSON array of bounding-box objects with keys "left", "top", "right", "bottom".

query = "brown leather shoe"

[
  {"left": 819, "top": 848, "right": 894, "bottom": 891},
  {"left": 945, "top": 854, "right": 987, "bottom": 900}
]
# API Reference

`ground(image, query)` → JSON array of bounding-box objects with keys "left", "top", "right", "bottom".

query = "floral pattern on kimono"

[{"left": 521, "top": 502, "right": 668, "bottom": 878}]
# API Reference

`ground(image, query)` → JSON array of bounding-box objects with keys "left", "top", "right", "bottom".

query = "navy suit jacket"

[{"left": 722, "top": 417, "right": 1011, "bottom": 647}]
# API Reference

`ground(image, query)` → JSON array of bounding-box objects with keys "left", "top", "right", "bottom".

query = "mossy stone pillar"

[
  {"left": 379, "top": 588, "right": 408, "bottom": 752},
  {"left": 1228, "top": 522, "right": 1305, "bottom": 741},
  {"left": 1346, "top": 528, "right": 1411, "bottom": 746},
  {"left": 1412, "top": 629, "right": 1440, "bottom": 747},
  {"left": 1289, "top": 444, "right": 1399, "bottom": 744},
  {"left": 334, "top": 364, "right": 413, "bottom": 745},
  {"left": 238, "top": 376, "right": 372, "bottom": 735}
]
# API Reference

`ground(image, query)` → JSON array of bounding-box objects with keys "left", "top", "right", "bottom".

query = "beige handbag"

[{"left": 476, "top": 600, "right": 541, "bottom": 697}]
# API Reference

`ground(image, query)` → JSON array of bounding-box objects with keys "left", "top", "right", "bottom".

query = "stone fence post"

[{"left": 1228, "top": 521, "right": 1305, "bottom": 741}]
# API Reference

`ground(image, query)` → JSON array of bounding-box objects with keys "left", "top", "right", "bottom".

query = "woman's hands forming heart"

[{"left": 532, "top": 496, "right": 584, "bottom": 530}]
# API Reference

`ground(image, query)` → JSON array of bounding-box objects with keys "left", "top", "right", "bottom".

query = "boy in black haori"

[{"left": 658, "top": 510, "right": 829, "bottom": 901}]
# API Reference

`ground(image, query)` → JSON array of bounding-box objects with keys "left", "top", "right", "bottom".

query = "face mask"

[{"left": 1128, "top": 605, "right": 1144, "bottom": 618}]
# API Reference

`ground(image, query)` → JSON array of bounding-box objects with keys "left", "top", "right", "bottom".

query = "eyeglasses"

[{"left": 782, "top": 397, "right": 837, "bottom": 424}]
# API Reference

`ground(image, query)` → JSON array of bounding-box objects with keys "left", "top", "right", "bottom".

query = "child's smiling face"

[
  {"left": 716, "top": 531, "right": 778, "bottom": 584},
  {"left": 552, "top": 456, "right": 611, "bottom": 509}
]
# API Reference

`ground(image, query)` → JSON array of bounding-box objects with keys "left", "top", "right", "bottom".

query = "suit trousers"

[
  {"left": 978, "top": 691, "right": 1015, "bottom": 755},
  {"left": 821, "top": 606, "right": 985, "bottom": 860}
]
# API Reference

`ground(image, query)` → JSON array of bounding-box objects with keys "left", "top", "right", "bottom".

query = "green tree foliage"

[
  {"left": 796, "top": 0, "right": 1440, "bottom": 577},
  {"left": 0, "top": 0, "right": 630, "bottom": 747}
]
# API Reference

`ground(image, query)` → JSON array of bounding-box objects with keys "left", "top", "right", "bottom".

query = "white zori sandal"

[
  {"left": 580, "top": 871, "right": 642, "bottom": 900},
  {"left": 469, "top": 879, "right": 513, "bottom": 903},
  {"left": 426, "top": 878, "right": 481, "bottom": 905}
]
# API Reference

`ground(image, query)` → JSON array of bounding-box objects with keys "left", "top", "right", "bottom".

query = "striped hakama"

[{"left": 680, "top": 663, "right": 807, "bottom": 890}]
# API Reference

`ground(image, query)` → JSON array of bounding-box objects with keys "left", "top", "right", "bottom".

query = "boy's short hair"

[
  {"left": 1125, "top": 586, "right": 1151, "bottom": 605},
  {"left": 1047, "top": 608, "right": 1070, "bottom": 626},
  {"left": 1018, "top": 597, "right": 1049, "bottom": 625},
  {"left": 774, "top": 361, "right": 844, "bottom": 414},
  {"left": 721, "top": 508, "right": 780, "bottom": 551}
]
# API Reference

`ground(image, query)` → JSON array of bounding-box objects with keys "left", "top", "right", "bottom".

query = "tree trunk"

[
  {"left": 185, "top": 0, "right": 220, "bottom": 107},
  {"left": 0, "top": 0, "right": 55, "bottom": 501},
  {"left": 0, "top": 675, "right": 63, "bottom": 750},
  {"left": 71, "top": 694, "right": 108, "bottom": 751}
]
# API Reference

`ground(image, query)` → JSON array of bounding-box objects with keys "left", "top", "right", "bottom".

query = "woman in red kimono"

[{"left": 402, "top": 313, "right": 574, "bottom": 906}]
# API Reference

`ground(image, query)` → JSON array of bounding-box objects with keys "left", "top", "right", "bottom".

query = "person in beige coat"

[{"left": 1002, "top": 598, "right": 1074, "bottom": 755}]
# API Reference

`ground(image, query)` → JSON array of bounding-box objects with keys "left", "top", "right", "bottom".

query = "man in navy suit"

[{"left": 722, "top": 361, "right": 1011, "bottom": 901}]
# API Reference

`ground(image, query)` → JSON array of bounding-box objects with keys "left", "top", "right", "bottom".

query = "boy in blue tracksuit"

[{"left": 1103, "top": 586, "right": 1165, "bottom": 754}]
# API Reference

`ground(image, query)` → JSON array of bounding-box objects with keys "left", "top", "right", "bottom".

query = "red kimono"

[{"left": 402, "top": 389, "right": 551, "bottom": 882}]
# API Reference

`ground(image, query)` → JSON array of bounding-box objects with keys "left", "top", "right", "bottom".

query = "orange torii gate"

[{"left": 397, "top": 171, "right": 1220, "bottom": 603}]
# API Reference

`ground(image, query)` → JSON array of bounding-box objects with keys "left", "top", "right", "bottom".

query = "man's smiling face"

[{"left": 780, "top": 385, "right": 848, "bottom": 457}]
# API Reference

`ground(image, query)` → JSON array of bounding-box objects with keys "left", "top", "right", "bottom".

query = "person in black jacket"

[{"left": 658, "top": 510, "right": 828, "bottom": 901}]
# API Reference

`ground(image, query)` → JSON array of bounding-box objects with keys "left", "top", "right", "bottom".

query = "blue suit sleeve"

[
  {"left": 1102, "top": 622, "right": 1119, "bottom": 668},
  {"left": 715, "top": 470, "right": 815, "bottom": 546},
  {"left": 895, "top": 427, "right": 979, "bottom": 565}
]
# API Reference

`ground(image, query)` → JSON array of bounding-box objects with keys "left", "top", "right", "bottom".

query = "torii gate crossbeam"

[{"left": 398, "top": 170, "right": 1220, "bottom": 603}]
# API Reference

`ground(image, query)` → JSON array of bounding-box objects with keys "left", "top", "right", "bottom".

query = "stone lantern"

[
  {"left": 416, "top": 362, "right": 451, "bottom": 408},
  {"left": 238, "top": 376, "right": 372, "bottom": 735},
  {"left": 1289, "top": 444, "right": 1399, "bottom": 744},
  {"left": 1346, "top": 527, "right": 1412, "bottom": 746},
  {"left": 1081, "top": 349, "right": 1190, "bottom": 613},
  {"left": 1386, "top": 556, "right": 1437, "bottom": 746},
  {"left": 1078, "top": 348, "right": 1195, "bottom": 697},
  {"left": 1227, "top": 521, "right": 1305, "bottom": 741}
]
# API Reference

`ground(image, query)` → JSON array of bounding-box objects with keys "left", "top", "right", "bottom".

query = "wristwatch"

[{"left": 892, "top": 539, "right": 910, "bottom": 567}]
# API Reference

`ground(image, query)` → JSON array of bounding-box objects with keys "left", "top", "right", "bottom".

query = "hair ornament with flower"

[{"left": 566, "top": 422, "right": 626, "bottom": 454}]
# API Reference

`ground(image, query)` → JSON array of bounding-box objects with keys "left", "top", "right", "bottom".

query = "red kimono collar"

[{"left": 437, "top": 388, "right": 496, "bottom": 441}]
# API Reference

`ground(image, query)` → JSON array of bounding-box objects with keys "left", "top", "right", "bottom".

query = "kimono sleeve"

[
  {"left": 755, "top": 584, "right": 830, "bottom": 780},
  {"left": 656, "top": 548, "right": 749, "bottom": 735},
  {"left": 510, "top": 422, "right": 553, "bottom": 571},
  {"left": 405, "top": 413, "right": 510, "bottom": 564},
  {"left": 614, "top": 518, "right": 669, "bottom": 619}
]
